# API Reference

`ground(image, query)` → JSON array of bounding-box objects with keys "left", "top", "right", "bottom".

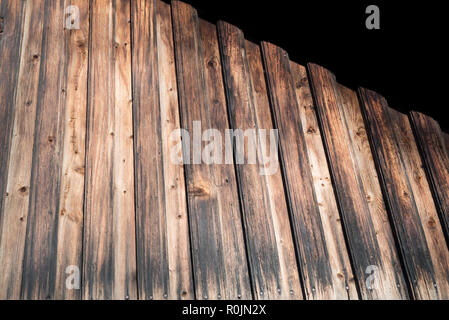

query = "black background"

[
  {"left": 1, "top": 300, "right": 447, "bottom": 317},
  {"left": 177, "top": 0, "right": 448, "bottom": 131}
]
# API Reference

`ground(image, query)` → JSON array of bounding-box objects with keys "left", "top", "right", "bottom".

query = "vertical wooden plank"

[
  {"left": 172, "top": 1, "right": 252, "bottom": 300},
  {"left": 359, "top": 88, "right": 449, "bottom": 299},
  {"left": 54, "top": 0, "right": 89, "bottom": 300},
  {"left": 338, "top": 84, "right": 409, "bottom": 299},
  {"left": 261, "top": 42, "right": 350, "bottom": 299},
  {"left": 410, "top": 112, "right": 449, "bottom": 241},
  {"left": 307, "top": 64, "right": 408, "bottom": 299},
  {"left": 20, "top": 0, "right": 66, "bottom": 299},
  {"left": 131, "top": 0, "right": 193, "bottom": 300},
  {"left": 217, "top": 22, "right": 302, "bottom": 300},
  {"left": 83, "top": 0, "right": 137, "bottom": 300},
  {"left": 0, "top": 0, "right": 25, "bottom": 220},
  {"left": 290, "top": 62, "right": 358, "bottom": 299},
  {"left": 0, "top": 0, "right": 39, "bottom": 300},
  {"left": 444, "top": 133, "right": 449, "bottom": 155}
]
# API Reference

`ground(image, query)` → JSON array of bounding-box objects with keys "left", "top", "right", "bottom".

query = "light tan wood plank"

[
  {"left": 83, "top": 0, "right": 137, "bottom": 300},
  {"left": 54, "top": 0, "right": 90, "bottom": 300}
]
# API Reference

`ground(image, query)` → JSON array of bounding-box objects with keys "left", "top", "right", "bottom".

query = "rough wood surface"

[
  {"left": 410, "top": 111, "right": 449, "bottom": 241},
  {"left": 54, "top": 0, "right": 89, "bottom": 300},
  {"left": 290, "top": 62, "right": 358, "bottom": 299},
  {"left": 359, "top": 88, "right": 449, "bottom": 299},
  {"left": 172, "top": 1, "right": 251, "bottom": 300},
  {"left": 307, "top": 64, "right": 408, "bottom": 299},
  {"left": 218, "top": 22, "right": 302, "bottom": 300},
  {"left": 83, "top": 0, "right": 137, "bottom": 300},
  {"left": 262, "top": 42, "right": 352, "bottom": 300},
  {"left": 0, "top": 1, "right": 27, "bottom": 222},
  {"left": 1, "top": 0, "right": 448, "bottom": 301},
  {"left": 0, "top": 0, "right": 36, "bottom": 300},
  {"left": 20, "top": 0, "right": 69, "bottom": 299},
  {"left": 0, "top": 0, "right": 25, "bottom": 223},
  {"left": 131, "top": 0, "right": 193, "bottom": 300},
  {"left": 444, "top": 133, "right": 449, "bottom": 156}
]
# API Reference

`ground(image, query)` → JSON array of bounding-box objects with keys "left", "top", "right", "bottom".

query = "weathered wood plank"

[
  {"left": 0, "top": 0, "right": 38, "bottom": 300},
  {"left": 0, "top": 0, "right": 25, "bottom": 219},
  {"left": 338, "top": 84, "right": 409, "bottom": 299},
  {"left": 54, "top": 0, "right": 89, "bottom": 300},
  {"left": 83, "top": 0, "right": 137, "bottom": 300},
  {"left": 262, "top": 42, "right": 350, "bottom": 299},
  {"left": 290, "top": 62, "right": 358, "bottom": 299},
  {"left": 410, "top": 112, "right": 449, "bottom": 241},
  {"left": 171, "top": 1, "right": 251, "bottom": 300},
  {"left": 307, "top": 64, "right": 408, "bottom": 299},
  {"left": 359, "top": 88, "right": 449, "bottom": 299},
  {"left": 444, "top": 133, "right": 449, "bottom": 155},
  {"left": 19, "top": 0, "right": 67, "bottom": 299},
  {"left": 217, "top": 22, "right": 302, "bottom": 300},
  {"left": 131, "top": 0, "right": 193, "bottom": 300}
]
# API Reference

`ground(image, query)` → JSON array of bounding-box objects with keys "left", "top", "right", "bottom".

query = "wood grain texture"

[
  {"left": 172, "top": 1, "right": 251, "bottom": 300},
  {"left": 444, "top": 133, "right": 449, "bottom": 155},
  {"left": 262, "top": 42, "right": 350, "bottom": 299},
  {"left": 217, "top": 22, "right": 302, "bottom": 300},
  {"left": 307, "top": 64, "right": 408, "bottom": 299},
  {"left": 131, "top": 0, "right": 193, "bottom": 300},
  {"left": 20, "top": 0, "right": 70, "bottom": 299},
  {"left": 83, "top": 0, "right": 137, "bottom": 300},
  {"left": 290, "top": 62, "right": 358, "bottom": 299},
  {"left": 359, "top": 88, "right": 449, "bottom": 299},
  {"left": 54, "top": 0, "right": 89, "bottom": 300},
  {"left": 2, "top": 0, "right": 449, "bottom": 301},
  {"left": 410, "top": 112, "right": 449, "bottom": 241},
  {"left": 0, "top": 0, "right": 25, "bottom": 223},
  {"left": 0, "top": 0, "right": 36, "bottom": 299}
]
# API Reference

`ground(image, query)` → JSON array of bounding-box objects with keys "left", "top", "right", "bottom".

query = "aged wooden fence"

[{"left": 0, "top": 0, "right": 448, "bottom": 300}]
